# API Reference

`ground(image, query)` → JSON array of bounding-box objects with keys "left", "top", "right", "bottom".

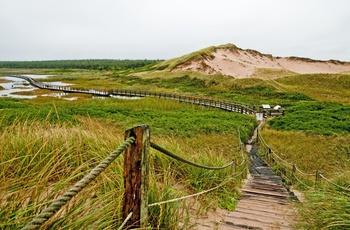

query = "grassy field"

[
  {"left": 1, "top": 67, "right": 350, "bottom": 229},
  {"left": 272, "top": 74, "right": 350, "bottom": 104},
  {"left": 0, "top": 83, "right": 254, "bottom": 229}
]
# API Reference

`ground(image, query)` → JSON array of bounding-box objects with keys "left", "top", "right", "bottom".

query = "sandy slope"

[{"left": 171, "top": 45, "right": 350, "bottom": 79}]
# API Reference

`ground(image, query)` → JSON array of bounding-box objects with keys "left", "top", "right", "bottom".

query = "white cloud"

[{"left": 0, "top": 0, "right": 349, "bottom": 61}]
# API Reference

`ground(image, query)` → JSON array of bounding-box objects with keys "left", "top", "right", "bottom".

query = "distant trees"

[{"left": 0, "top": 59, "right": 163, "bottom": 70}]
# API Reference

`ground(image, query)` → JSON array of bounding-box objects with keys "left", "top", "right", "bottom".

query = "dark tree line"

[{"left": 0, "top": 59, "right": 163, "bottom": 70}]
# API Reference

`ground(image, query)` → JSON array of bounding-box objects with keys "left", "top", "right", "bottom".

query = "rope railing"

[
  {"left": 319, "top": 173, "right": 350, "bottom": 192},
  {"left": 293, "top": 172, "right": 314, "bottom": 189},
  {"left": 270, "top": 150, "right": 294, "bottom": 167},
  {"left": 147, "top": 129, "right": 249, "bottom": 207},
  {"left": 117, "top": 212, "right": 133, "bottom": 230},
  {"left": 236, "top": 127, "right": 248, "bottom": 167},
  {"left": 257, "top": 126, "right": 350, "bottom": 192},
  {"left": 150, "top": 142, "right": 235, "bottom": 170},
  {"left": 294, "top": 165, "right": 315, "bottom": 177},
  {"left": 148, "top": 176, "right": 237, "bottom": 207},
  {"left": 21, "top": 136, "right": 135, "bottom": 230}
]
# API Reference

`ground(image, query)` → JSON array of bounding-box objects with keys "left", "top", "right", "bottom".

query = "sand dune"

[{"left": 170, "top": 44, "right": 350, "bottom": 78}]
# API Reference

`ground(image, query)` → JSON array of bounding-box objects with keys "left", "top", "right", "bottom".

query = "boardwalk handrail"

[
  {"left": 257, "top": 126, "right": 350, "bottom": 192},
  {"left": 150, "top": 142, "right": 235, "bottom": 170},
  {"left": 147, "top": 125, "right": 249, "bottom": 207},
  {"left": 148, "top": 137, "right": 248, "bottom": 207}
]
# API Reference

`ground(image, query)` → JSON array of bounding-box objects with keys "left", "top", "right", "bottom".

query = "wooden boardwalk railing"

[{"left": 9, "top": 75, "right": 284, "bottom": 117}]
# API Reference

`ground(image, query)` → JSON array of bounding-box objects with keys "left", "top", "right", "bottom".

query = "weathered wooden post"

[
  {"left": 268, "top": 148, "right": 272, "bottom": 164},
  {"left": 292, "top": 164, "right": 296, "bottom": 184},
  {"left": 123, "top": 125, "right": 150, "bottom": 229}
]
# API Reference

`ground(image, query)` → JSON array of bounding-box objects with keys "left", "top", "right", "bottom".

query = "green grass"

[
  {"left": 260, "top": 129, "right": 350, "bottom": 178},
  {"left": 275, "top": 74, "right": 350, "bottom": 104},
  {"left": 298, "top": 186, "right": 350, "bottom": 229},
  {"left": 0, "top": 97, "right": 254, "bottom": 138},
  {"left": 268, "top": 102, "right": 350, "bottom": 135},
  {"left": 0, "top": 95, "right": 254, "bottom": 229}
]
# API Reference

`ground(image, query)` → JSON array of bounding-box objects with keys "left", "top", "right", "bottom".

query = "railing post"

[
  {"left": 123, "top": 125, "right": 150, "bottom": 229},
  {"left": 292, "top": 164, "right": 296, "bottom": 184},
  {"left": 315, "top": 170, "right": 321, "bottom": 187},
  {"left": 267, "top": 148, "right": 272, "bottom": 164},
  {"left": 232, "top": 159, "right": 236, "bottom": 175}
]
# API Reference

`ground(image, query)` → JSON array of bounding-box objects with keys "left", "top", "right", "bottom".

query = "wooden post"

[
  {"left": 268, "top": 148, "right": 272, "bottom": 164},
  {"left": 292, "top": 164, "right": 296, "bottom": 184},
  {"left": 315, "top": 170, "right": 321, "bottom": 187},
  {"left": 232, "top": 159, "right": 236, "bottom": 175},
  {"left": 123, "top": 125, "right": 150, "bottom": 229}
]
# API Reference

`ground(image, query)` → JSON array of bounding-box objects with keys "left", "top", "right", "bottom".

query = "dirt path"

[{"left": 194, "top": 129, "right": 298, "bottom": 229}]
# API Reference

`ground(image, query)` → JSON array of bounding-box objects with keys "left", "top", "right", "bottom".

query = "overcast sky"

[{"left": 1, "top": 0, "right": 349, "bottom": 61}]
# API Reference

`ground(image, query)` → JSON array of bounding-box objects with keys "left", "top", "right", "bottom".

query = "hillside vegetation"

[
  {"left": 1, "top": 49, "right": 350, "bottom": 229},
  {"left": 274, "top": 74, "right": 350, "bottom": 104}
]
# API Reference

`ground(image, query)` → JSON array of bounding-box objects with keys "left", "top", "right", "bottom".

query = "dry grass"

[
  {"left": 275, "top": 74, "right": 350, "bottom": 104},
  {"left": 252, "top": 68, "right": 297, "bottom": 80},
  {"left": 260, "top": 128, "right": 350, "bottom": 178},
  {"left": 0, "top": 115, "right": 245, "bottom": 229}
]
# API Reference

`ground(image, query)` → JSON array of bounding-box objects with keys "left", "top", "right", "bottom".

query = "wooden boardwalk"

[
  {"left": 195, "top": 131, "right": 297, "bottom": 230},
  {"left": 7, "top": 75, "right": 284, "bottom": 117}
]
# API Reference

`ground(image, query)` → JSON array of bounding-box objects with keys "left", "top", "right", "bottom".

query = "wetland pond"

[{"left": 0, "top": 75, "right": 141, "bottom": 100}]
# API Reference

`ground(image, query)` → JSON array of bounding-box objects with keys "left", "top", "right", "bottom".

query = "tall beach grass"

[{"left": 0, "top": 108, "right": 249, "bottom": 229}]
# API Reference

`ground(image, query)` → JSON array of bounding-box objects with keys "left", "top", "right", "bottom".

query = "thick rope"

[
  {"left": 150, "top": 142, "right": 234, "bottom": 170},
  {"left": 258, "top": 126, "right": 350, "bottom": 192},
  {"left": 319, "top": 173, "right": 350, "bottom": 192},
  {"left": 293, "top": 174, "right": 314, "bottom": 189},
  {"left": 236, "top": 155, "right": 246, "bottom": 167},
  {"left": 294, "top": 165, "right": 315, "bottom": 177},
  {"left": 21, "top": 137, "right": 135, "bottom": 230},
  {"left": 117, "top": 212, "right": 133, "bottom": 230},
  {"left": 148, "top": 177, "right": 235, "bottom": 207},
  {"left": 271, "top": 150, "right": 293, "bottom": 167}
]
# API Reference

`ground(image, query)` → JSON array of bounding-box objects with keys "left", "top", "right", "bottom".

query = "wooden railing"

[
  {"left": 9, "top": 75, "right": 285, "bottom": 117},
  {"left": 257, "top": 126, "right": 350, "bottom": 192}
]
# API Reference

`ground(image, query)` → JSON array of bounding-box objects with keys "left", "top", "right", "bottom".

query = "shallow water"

[
  {"left": 0, "top": 75, "right": 72, "bottom": 99},
  {"left": 0, "top": 77, "right": 37, "bottom": 99},
  {"left": 0, "top": 75, "right": 141, "bottom": 100}
]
